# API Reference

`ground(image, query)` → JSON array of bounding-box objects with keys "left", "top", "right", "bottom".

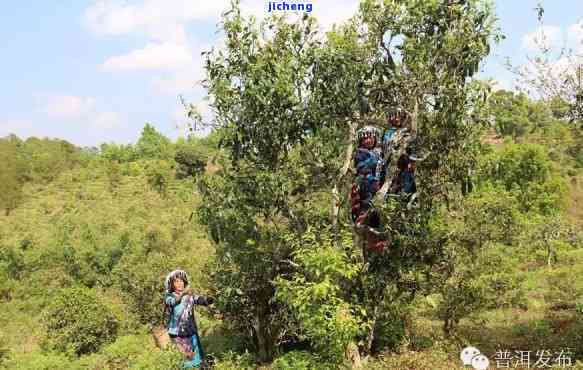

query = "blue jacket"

[{"left": 165, "top": 292, "right": 209, "bottom": 336}]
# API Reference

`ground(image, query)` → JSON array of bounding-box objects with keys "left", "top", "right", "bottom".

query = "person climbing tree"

[
  {"left": 351, "top": 125, "right": 390, "bottom": 255},
  {"left": 382, "top": 109, "right": 408, "bottom": 155},
  {"left": 351, "top": 125, "right": 384, "bottom": 222},
  {"left": 389, "top": 153, "right": 416, "bottom": 195},
  {"left": 164, "top": 270, "right": 214, "bottom": 369},
  {"left": 381, "top": 110, "right": 415, "bottom": 190}
]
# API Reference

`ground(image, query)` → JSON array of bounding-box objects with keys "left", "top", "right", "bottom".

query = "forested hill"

[
  {"left": 0, "top": 126, "right": 222, "bottom": 368},
  {"left": 1, "top": 89, "right": 583, "bottom": 369}
]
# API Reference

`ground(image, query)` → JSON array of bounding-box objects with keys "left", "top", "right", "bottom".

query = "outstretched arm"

[
  {"left": 179, "top": 288, "right": 215, "bottom": 306},
  {"left": 193, "top": 295, "right": 214, "bottom": 306}
]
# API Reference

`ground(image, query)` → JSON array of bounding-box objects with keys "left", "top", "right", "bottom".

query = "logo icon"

[{"left": 460, "top": 346, "right": 490, "bottom": 370}]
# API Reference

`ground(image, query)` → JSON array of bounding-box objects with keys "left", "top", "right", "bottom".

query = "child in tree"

[{"left": 164, "top": 270, "right": 214, "bottom": 369}]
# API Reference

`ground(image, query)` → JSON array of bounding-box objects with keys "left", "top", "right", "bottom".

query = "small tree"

[
  {"left": 146, "top": 160, "right": 172, "bottom": 196},
  {"left": 174, "top": 144, "right": 208, "bottom": 179},
  {"left": 43, "top": 287, "right": 119, "bottom": 355},
  {"left": 136, "top": 123, "right": 173, "bottom": 160}
]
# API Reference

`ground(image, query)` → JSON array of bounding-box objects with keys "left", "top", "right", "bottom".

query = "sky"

[{"left": 0, "top": 1, "right": 582, "bottom": 147}]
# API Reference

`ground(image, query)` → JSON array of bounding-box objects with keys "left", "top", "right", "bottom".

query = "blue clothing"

[
  {"left": 401, "top": 170, "right": 416, "bottom": 194},
  {"left": 352, "top": 146, "right": 387, "bottom": 221},
  {"left": 166, "top": 294, "right": 189, "bottom": 336},
  {"left": 171, "top": 334, "right": 204, "bottom": 368},
  {"left": 165, "top": 292, "right": 209, "bottom": 368},
  {"left": 390, "top": 169, "right": 416, "bottom": 195},
  {"left": 165, "top": 292, "right": 209, "bottom": 335},
  {"left": 354, "top": 148, "right": 381, "bottom": 177},
  {"left": 383, "top": 127, "right": 397, "bottom": 146},
  {"left": 183, "top": 335, "right": 204, "bottom": 368}
]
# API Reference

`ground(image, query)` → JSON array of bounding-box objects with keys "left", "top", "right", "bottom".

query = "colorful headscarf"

[{"left": 165, "top": 269, "right": 189, "bottom": 293}]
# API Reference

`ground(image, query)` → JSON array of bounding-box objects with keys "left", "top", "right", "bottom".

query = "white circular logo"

[
  {"left": 460, "top": 346, "right": 481, "bottom": 366},
  {"left": 471, "top": 354, "right": 490, "bottom": 370}
]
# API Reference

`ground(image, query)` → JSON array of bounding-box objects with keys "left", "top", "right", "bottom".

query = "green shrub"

[
  {"left": 3, "top": 351, "right": 73, "bottom": 370},
  {"left": 212, "top": 351, "right": 256, "bottom": 370},
  {"left": 101, "top": 335, "right": 149, "bottom": 368},
  {"left": 371, "top": 304, "right": 407, "bottom": 352},
  {"left": 98, "top": 334, "right": 183, "bottom": 370},
  {"left": 0, "top": 268, "right": 16, "bottom": 301},
  {"left": 275, "top": 230, "right": 364, "bottom": 363},
  {"left": 0, "top": 246, "right": 25, "bottom": 279},
  {"left": 145, "top": 160, "right": 173, "bottom": 195},
  {"left": 130, "top": 348, "right": 183, "bottom": 370},
  {"left": 544, "top": 269, "right": 583, "bottom": 306},
  {"left": 42, "top": 286, "right": 119, "bottom": 355},
  {"left": 272, "top": 351, "right": 337, "bottom": 370},
  {"left": 113, "top": 252, "right": 174, "bottom": 326},
  {"left": 174, "top": 145, "right": 208, "bottom": 179},
  {"left": 478, "top": 142, "right": 567, "bottom": 214}
]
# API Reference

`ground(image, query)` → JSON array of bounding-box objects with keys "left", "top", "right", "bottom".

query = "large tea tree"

[{"left": 197, "top": 0, "right": 498, "bottom": 362}]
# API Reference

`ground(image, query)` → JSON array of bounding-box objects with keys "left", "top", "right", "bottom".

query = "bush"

[
  {"left": 100, "top": 335, "right": 148, "bottom": 368},
  {"left": 130, "top": 347, "right": 183, "bottom": 370},
  {"left": 478, "top": 143, "right": 566, "bottom": 214},
  {"left": 113, "top": 252, "right": 175, "bottom": 326},
  {"left": 99, "top": 334, "right": 183, "bottom": 370},
  {"left": 275, "top": 230, "right": 364, "bottom": 363},
  {"left": 174, "top": 145, "right": 208, "bottom": 179},
  {"left": 371, "top": 303, "right": 407, "bottom": 353},
  {"left": 42, "top": 286, "right": 119, "bottom": 355},
  {"left": 435, "top": 243, "right": 526, "bottom": 335},
  {"left": 272, "top": 351, "right": 336, "bottom": 370},
  {"left": 0, "top": 268, "right": 16, "bottom": 301},
  {"left": 145, "top": 160, "right": 173, "bottom": 195},
  {"left": 212, "top": 351, "right": 256, "bottom": 370},
  {"left": 3, "top": 352, "right": 73, "bottom": 370},
  {"left": 544, "top": 269, "right": 583, "bottom": 307}
]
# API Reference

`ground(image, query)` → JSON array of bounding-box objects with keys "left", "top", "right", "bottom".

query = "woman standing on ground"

[{"left": 164, "top": 269, "right": 214, "bottom": 369}]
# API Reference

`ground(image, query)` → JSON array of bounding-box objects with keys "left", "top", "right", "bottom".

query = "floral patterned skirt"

[{"left": 171, "top": 334, "right": 204, "bottom": 368}]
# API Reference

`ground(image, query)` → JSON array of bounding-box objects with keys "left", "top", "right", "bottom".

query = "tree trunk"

[
  {"left": 253, "top": 301, "right": 277, "bottom": 363},
  {"left": 332, "top": 120, "right": 357, "bottom": 234},
  {"left": 346, "top": 341, "right": 362, "bottom": 368},
  {"left": 365, "top": 305, "right": 380, "bottom": 353},
  {"left": 331, "top": 185, "right": 340, "bottom": 235},
  {"left": 546, "top": 242, "right": 556, "bottom": 267}
]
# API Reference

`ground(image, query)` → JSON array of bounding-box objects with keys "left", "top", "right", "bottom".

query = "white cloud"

[
  {"left": 0, "top": 119, "right": 34, "bottom": 137},
  {"left": 567, "top": 21, "right": 583, "bottom": 51},
  {"left": 84, "top": 0, "right": 228, "bottom": 39},
  {"left": 103, "top": 41, "right": 194, "bottom": 71},
  {"left": 522, "top": 25, "right": 562, "bottom": 51},
  {"left": 86, "top": 0, "right": 362, "bottom": 96},
  {"left": 92, "top": 111, "right": 122, "bottom": 129},
  {"left": 42, "top": 95, "right": 96, "bottom": 118},
  {"left": 38, "top": 93, "right": 123, "bottom": 130},
  {"left": 153, "top": 73, "right": 197, "bottom": 95},
  {"left": 490, "top": 79, "right": 511, "bottom": 92}
]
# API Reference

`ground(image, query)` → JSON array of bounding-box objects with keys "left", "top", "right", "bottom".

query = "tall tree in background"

[
  {"left": 196, "top": 0, "right": 498, "bottom": 362},
  {"left": 136, "top": 123, "right": 173, "bottom": 160}
]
